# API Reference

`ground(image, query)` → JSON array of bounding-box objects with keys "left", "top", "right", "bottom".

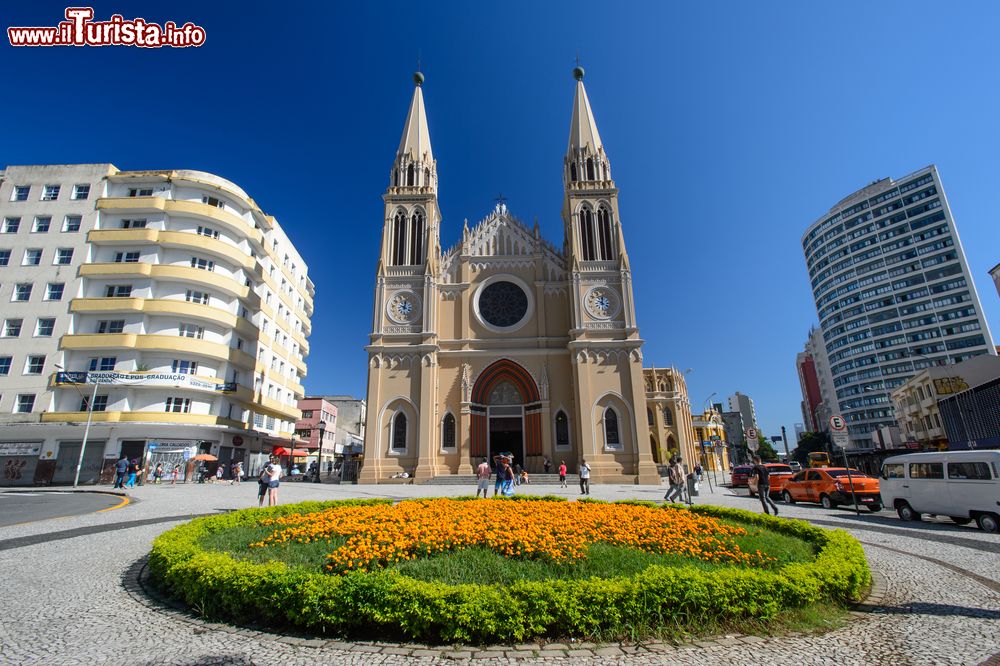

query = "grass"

[{"left": 198, "top": 512, "right": 815, "bottom": 581}]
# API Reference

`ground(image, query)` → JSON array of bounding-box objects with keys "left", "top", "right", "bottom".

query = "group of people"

[
  {"left": 473, "top": 457, "right": 588, "bottom": 497},
  {"left": 257, "top": 455, "right": 283, "bottom": 506}
]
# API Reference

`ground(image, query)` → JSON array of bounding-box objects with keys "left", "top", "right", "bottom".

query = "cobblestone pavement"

[{"left": 1, "top": 481, "right": 998, "bottom": 665}]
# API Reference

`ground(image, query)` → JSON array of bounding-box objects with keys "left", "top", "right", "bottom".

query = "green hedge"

[{"left": 148, "top": 498, "right": 870, "bottom": 644}]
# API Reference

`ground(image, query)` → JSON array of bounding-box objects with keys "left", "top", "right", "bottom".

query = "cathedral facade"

[{"left": 359, "top": 68, "right": 665, "bottom": 484}]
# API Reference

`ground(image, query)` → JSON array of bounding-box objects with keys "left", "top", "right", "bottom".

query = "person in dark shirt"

[
  {"left": 750, "top": 455, "right": 779, "bottom": 516},
  {"left": 113, "top": 456, "right": 128, "bottom": 489}
]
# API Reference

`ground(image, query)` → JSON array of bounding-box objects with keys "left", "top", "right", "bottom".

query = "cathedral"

[{"left": 360, "top": 68, "right": 695, "bottom": 484}]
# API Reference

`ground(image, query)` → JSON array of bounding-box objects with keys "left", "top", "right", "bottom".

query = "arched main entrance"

[{"left": 470, "top": 359, "right": 542, "bottom": 467}]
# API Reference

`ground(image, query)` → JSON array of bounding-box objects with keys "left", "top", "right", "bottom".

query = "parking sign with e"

[{"left": 829, "top": 415, "right": 847, "bottom": 432}]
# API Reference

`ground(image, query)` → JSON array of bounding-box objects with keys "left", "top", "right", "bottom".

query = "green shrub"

[{"left": 149, "top": 498, "right": 870, "bottom": 644}]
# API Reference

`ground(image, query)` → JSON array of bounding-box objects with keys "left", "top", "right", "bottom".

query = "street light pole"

[
  {"left": 314, "top": 420, "right": 326, "bottom": 483},
  {"left": 73, "top": 377, "right": 100, "bottom": 488}
]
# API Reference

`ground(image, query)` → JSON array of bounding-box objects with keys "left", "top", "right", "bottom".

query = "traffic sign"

[
  {"left": 746, "top": 428, "right": 758, "bottom": 440},
  {"left": 832, "top": 431, "right": 850, "bottom": 449},
  {"left": 829, "top": 415, "right": 847, "bottom": 432}
]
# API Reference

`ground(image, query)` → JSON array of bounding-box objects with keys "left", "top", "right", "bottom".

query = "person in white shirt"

[
  {"left": 579, "top": 460, "right": 591, "bottom": 495},
  {"left": 266, "top": 460, "right": 283, "bottom": 506}
]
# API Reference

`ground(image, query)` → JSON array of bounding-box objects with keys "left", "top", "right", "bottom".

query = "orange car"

[
  {"left": 748, "top": 463, "right": 795, "bottom": 498},
  {"left": 781, "top": 467, "right": 882, "bottom": 511}
]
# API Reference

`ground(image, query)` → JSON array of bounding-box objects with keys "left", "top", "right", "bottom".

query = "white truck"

[{"left": 879, "top": 450, "right": 1000, "bottom": 533}]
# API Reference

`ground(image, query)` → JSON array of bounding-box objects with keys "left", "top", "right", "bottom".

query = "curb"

[
  {"left": 0, "top": 487, "right": 128, "bottom": 498},
  {"left": 124, "top": 555, "right": 887, "bottom": 660}
]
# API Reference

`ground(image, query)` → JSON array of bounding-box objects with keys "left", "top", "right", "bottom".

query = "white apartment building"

[
  {"left": 0, "top": 164, "right": 313, "bottom": 485},
  {"left": 726, "top": 391, "right": 758, "bottom": 432}
]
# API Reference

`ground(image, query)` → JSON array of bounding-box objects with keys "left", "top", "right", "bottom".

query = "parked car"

[
  {"left": 748, "top": 463, "right": 795, "bottom": 498},
  {"left": 730, "top": 464, "right": 753, "bottom": 488},
  {"left": 782, "top": 467, "right": 882, "bottom": 511},
  {"left": 788, "top": 461, "right": 802, "bottom": 473},
  {"left": 879, "top": 450, "right": 1000, "bottom": 533}
]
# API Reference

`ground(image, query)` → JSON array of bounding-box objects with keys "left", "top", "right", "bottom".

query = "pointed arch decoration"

[
  {"left": 391, "top": 210, "right": 407, "bottom": 266},
  {"left": 586, "top": 157, "right": 595, "bottom": 180},
  {"left": 406, "top": 163, "right": 415, "bottom": 186},
  {"left": 409, "top": 211, "right": 424, "bottom": 265},
  {"left": 469, "top": 359, "right": 542, "bottom": 458},
  {"left": 570, "top": 162, "right": 578, "bottom": 182},
  {"left": 579, "top": 207, "right": 596, "bottom": 261},
  {"left": 597, "top": 206, "right": 615, "bottom": 260}
]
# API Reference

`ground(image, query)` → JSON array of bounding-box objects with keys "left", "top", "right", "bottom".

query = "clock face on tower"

[
  {"left": 386, "top": 290, "right": 421, "bottom": 324},
  {"left": 584, "top": 286, "right": 620, "bottom": 320}
]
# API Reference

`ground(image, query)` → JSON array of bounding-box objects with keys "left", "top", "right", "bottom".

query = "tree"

[
  {"left": 756, "top": 435, "right": 779, "bottom": 461},
  {"left": 791, "top": 431, "right": 831, "bottom": 467}
]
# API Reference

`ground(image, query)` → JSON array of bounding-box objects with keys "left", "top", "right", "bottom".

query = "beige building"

[
  {"left": 692, "top": 407, "right": 731, "bottom": 472},
  {"left": 360, "top": 69, "right": 660, "bottom": 484},
  {"left": 643, "top": 367, "right": 695, "bottom": 467}
]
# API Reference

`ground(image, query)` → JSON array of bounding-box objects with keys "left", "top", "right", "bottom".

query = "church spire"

[
  {"left": 390, "top": 71, "right": 436, "bottom": 193},
  {"left": 564, "top": 66, "right": 612, "bottom": 187}
]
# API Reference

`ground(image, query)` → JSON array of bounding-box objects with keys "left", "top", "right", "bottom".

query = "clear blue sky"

[{"left": 4, "top": 1, "right": 999, "bottom": 442}]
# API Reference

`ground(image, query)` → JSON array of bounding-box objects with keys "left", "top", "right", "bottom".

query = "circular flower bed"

[{"left": 149, "top": 497, "right": 871, "bottom": 644}]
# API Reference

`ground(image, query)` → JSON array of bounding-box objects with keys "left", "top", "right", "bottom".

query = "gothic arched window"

[
  {"left": 393, "top": 169, "right": 399, "bottom": 187},
  {"left": 604, "top": 407, "right": 621, "bottom": 447},
  {"left": 664, "top": 408, "right": 674, "bottom": 427},
  {"left": 580, "top": 207, "right": 596, "bottom": 261},
  {"left": 406, "top": 163, "right": 415, "bottom": 187},
  {"left": 586, "top": 157, "right": 595, "bottom": 181},
  {"left": 441, "top": 413, "right": 456, "bottom": 449},
  {"left": 391, "top": 412, "right": 407, "bottom": 450},
  {"left": 391, "top": 210, "right": 407, "bottom": 266},
  {"left": 597, "top": 206, "right": 615, "bottom": 260},
  {"left": 570, "top": 162, "right": 578, "bottom": 182},
  {"left": 409, "top": 211, "right": 424, "bottom": 265},
  {"left": 647, "top": 408, "right": 654, "bottom": 426},
  {"left": 424, "top": 168, "right": 431, "bottom": 185},
  {"left": 555, "top": 410, "right": 570, "bottom": 449}
]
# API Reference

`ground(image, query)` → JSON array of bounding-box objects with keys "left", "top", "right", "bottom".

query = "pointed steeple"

[
  {"left": 567, "top": 67, "right": 603, "bottom": 155},
  {"left": 564, "top": 67, "right": 611, "bottom": 187},
  {"left": 390, "top": 72, "right": 437, "bottom": 193}
]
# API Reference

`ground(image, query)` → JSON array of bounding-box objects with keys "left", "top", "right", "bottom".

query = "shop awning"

[{"left": 272, "top": 447, "right": 311, "bottom": 457}]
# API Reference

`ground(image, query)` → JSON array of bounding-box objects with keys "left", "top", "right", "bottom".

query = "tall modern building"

[
  {"left": 796, "top": 326, "right": 836, "bottom": 432},
  {"left": 802, "top": 165, "right": 995, "bottom": 447},
  {"left": 0, "top": 164, "right": 312, "bottom": 485},
  {"left": 726, "top": 391, "right": 758, "bottom": 432}
]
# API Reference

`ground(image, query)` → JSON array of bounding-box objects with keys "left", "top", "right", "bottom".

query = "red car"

[{"left": 730, "top": 464, "right": 753, "bottom": 488}]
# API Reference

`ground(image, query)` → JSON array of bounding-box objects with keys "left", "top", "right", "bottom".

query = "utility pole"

[{"left": 780, "top": 425, "right": 790, "bottom": 458}]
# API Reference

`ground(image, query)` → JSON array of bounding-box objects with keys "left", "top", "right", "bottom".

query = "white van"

[{"left": 879, "top": 450, "right": 1000, "bottom": 533}]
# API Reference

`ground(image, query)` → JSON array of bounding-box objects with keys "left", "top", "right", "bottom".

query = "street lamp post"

[
  {"left": 73, "top": 375, "right": 100, "bottom": 488},
  {"left": 314, "top": 420, "right": 326, "bottom": 483}
]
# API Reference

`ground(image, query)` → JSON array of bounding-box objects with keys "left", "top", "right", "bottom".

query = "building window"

[
  {"left": 178, "top": 323, "right": 204, "bottom": 339},
  {"left": 63, "top": 216, "right": 82, "bottom": 232},
  {"left": 3, "top": 218, "right": 21, "bottom": 233},
  {"left": 190, "top": 256, "right": 215, "bottom": 271},
  {"left": 114, "top": 251, "right": 140, "bottom": 263},
  {"left": 409, "top": 211, "right": 424, "bottom": 265},
  {"left": 13, "top": 283, "right": 32, "bottom": 302},
  {"left": 391, "top": 412, "right": 407, "bottom": 450},
  {"left": 105, "top": 285, "right": 131, "bottom": 298},
  {"left": 32, "top": 217, "right": 51, "bottom": 233},
  {"left": 128, "top": 188, "right": 153, "bottom": 197},
  {"left": 202, "top": 195, "right": 224, "bottom": 208},
  {"left": 41, "top": 185, "right": 60, "bottom": 201},
  {"left": 579, "top": 207, "right": 596, "bottom": 261},
  {"left": 171, "top": 359, "right": 198, "bottom": 375},
  {"left": 1, "top": 319, "right": 20, "bottom": 337},
  {"left": 11, "top": 186, "right": 30, "bottom": 202},
  {"left": 0, "top": 357, "right": 11, "bottom": 375},
  {"left": 197, "top": 225, "right": 220, "bottom": 239},
  {"left": 391, "top": 210, "right": 407, "bottom": 266},
  {"left": 80, "top": 395, "right": 108, "bottom": 412},
  {"left": 15, "top": 394, "right": 35, "bottom": 413},
  {"left": 45, "top": 283, "right": 65, "bottom": 300},
  {"left": 35, "top": 318, "right": 55, "bottom": 336},
  {"left": 72, "top": 184, "right": 91, "bottom": 200},
  {"left": 24, "top": 355, "right": 45, "bottom": 375},
  {"left": 647, "top": 408, "right": 654, "bottom": 426},
  {"left": 55, "top": 248, "right": 74, "bottom": 264},
  {"left": 23, "top": 249, "right": 42, "bottom": 266},
  {"left": 586, "top": 157, "right": 595, "bottom": 181},
  {"left": 121, "top": 219, "right": 147, "bottom": 229},
  {"left": 442, "top": 413, "right": 456, "bottom": 449},
  {"left": 97, "top": 320, "right": 125, "bottom": 334},
  {"left": 604, "top": 407, "right": 621, "bottom": 448},
  {"left": 185, "top": 290, "right": 209, "bottom": 305},
  {"left": 165, "top": 397, "right": 192, "bottom": 413},
  {"left": 597, "top": 207, "right": 615, "bottom": 260},
  {"left": 0, "top": 250, "right": 9, "bottom": 266},
  {"left": 555, "top": 410, "right": 570, "bottom": 449},
  {"left": 88, "top": 357, "right": 116, "bottom": 371}
]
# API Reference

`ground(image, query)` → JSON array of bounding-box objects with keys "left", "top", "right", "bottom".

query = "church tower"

[
  {"left": 562, "top": 67, "right": 659, "bottom": 484},
  {"left": 360, "top": 72, "right": 442, "bottom": 483}
]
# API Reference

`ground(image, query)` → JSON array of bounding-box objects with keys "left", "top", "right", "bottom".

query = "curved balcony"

[
  {"left": 87, "top": 229, "right": 262, "bottom": 274},
  {"left": 59, "top": 333, "right": 257, "bottom": 369},
  {"left": 237, "top": 394, "right": 301, "bottom": 421},
  {"left": 69, "top": 297, "right": 259, "bottom": 338},
  {"left": 97, "top": 197, "right": 264, "bottom": 245},
  {"left": 79, "top": 263, "right": 251, "bottom": 301}
]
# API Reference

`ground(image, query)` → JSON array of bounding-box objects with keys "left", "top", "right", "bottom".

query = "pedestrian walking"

[
  {"left": 153, "top": 463, "right": 163, "bottom": 484},
  {"left": 170, "top": 465, "right": 180, "bottom": 485},
  {"left": 543, "top": 457, "right": 552, "bottom": 474},
  {"left": 257, "top": 460, "right": 271, "bottom": 507},
  {"left": 513, "top": 462, "right": 523, "bottom": 486},
  {"left": 232, "top": 461, "right": 242, "bottom": 485},
  {"left": 579, "top": 459, "right": 591, "bottom": 495},
  {"left": 215, "top": 465, "right": 224, "bottom": 484},
  {"left": 694, "top": 463, "right": 703, "bottom": 482},
  {"left": 113, "top": 455, "right": 128, "bottom": 489},
  {"left": 124, "top": 459, "right": 139, "bottom": 488},
  {"left": 493, "top": 457, "right": 506, "bottom": 497},
  {"left": 558, "top": 460, "right": 567, "bottom": 488},
  {"left": 750, "top": 455, "right": 779, "bottom": 516},
  {"left": 475, "top": 457, "right": 491, "bottom": 498},
  {"left": 501, "top": 460, "right": 516, "bottom": 497},
  {"left": 664, "top": 459, "right": 684, "bottom": 502},
  {"left": 265, "top": 458, "right": 282, "bottom": 506}
]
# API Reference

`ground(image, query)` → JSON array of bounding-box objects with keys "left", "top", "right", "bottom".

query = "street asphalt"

[
  {"left": 0, "top": 480, "right": 997, "bottom": 665},
  {"left": 0, "top": 489, "right": 123, "bottom": 527}
]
